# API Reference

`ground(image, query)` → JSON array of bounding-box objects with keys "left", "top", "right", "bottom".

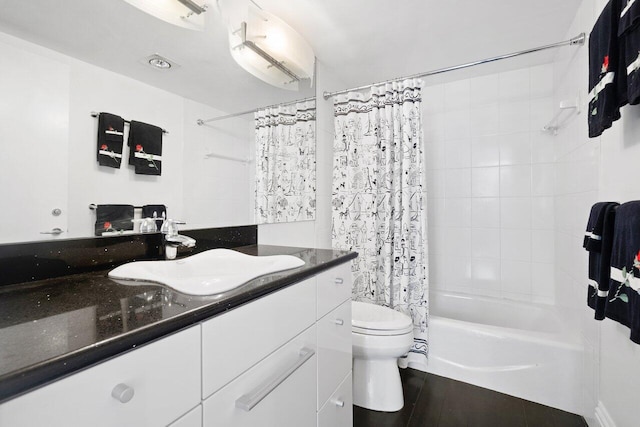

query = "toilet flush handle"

[
  {"left": 334, "top": 277, "right": 344, "bottom": 284},
  {"left": 334, "top": 318, "right": 344, "bottom": 326}
]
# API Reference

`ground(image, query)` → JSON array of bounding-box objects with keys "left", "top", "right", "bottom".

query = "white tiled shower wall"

[
  {"left": 555, "top": 0, "right": 640, "bottom": 425},
  {"left": 424, "top": 65, "right": 556, "bottom": 303},
  {"left": 182, "top": 107, "right": 254, "bottom": 229}
]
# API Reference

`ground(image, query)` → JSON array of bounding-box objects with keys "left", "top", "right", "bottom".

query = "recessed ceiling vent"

[{"left": 142, "top": 54, "right": 180, "bottom": 70}]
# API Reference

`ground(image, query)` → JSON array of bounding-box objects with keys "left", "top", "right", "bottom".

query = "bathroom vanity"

[{"left": 0, "top": 230, "right": 356, "bottom": 427}]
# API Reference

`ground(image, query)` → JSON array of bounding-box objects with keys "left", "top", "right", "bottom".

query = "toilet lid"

[{"left": 351, "top": 301, "right": 413, "bottom": 335}]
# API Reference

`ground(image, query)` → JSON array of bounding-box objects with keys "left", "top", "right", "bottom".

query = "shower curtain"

[
  {"left": 332, "top": 79, "right": 428, "bottom": 369},
  {"left": 255, "top": 100, "right": 316, "bottom": 224}
]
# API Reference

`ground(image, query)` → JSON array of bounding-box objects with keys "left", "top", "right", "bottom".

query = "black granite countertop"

[{"left": 0, "top": 244, "right": 356, "bottom": 403}]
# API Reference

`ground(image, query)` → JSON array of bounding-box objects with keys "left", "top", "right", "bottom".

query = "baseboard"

[{"left": 594, "top": 401, "right": 616, "bottom": 427}]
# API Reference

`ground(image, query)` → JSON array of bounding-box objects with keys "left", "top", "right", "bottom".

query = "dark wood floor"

[{"left": 353, "top": 369, "right": 587, "bottom": 427}]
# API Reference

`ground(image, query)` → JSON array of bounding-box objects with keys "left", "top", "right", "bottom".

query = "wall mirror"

[{"left": 0, "top": 0, "right": 316, "bottom": 245}]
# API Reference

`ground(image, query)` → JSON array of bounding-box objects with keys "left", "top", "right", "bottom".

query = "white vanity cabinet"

[
  {"left": 201, "top": 277, "right": 316, "bottom": 399},
  {"left": 316, "top": 263, "right": 353, "bottom": 426},
  {"left": 0, "top": 262, "right": 354, "bottom": 427},
  {"left": 0, "top": 326, "right": 202, "bottom": 427},
  {"left": 318, "top": 373, "right": 353, "bottom": 427},
  {"left": 317, "top": 300, "right": 352, "bottom": 409},
  {"left": 201, "top": 276, "right": 317, "bottom": 426},
  {"left": 317, "top": 262, "right": 352, "bottom": 319},
  {"left": 203, "top": 326, "right": 317, "bottom": 427},
  {"left": 169, "top": 405, "right": 203, "bottom": 427}
]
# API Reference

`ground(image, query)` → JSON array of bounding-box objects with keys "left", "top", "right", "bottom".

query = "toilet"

[{"left": 351, "top": 300, "right": 414, "bottom": 412}]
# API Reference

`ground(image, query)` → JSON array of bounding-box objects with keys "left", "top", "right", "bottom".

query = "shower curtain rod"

[
  {"left": 322, "top": 33, "right": 586, "bottom": 99},
  {"left": 196, "top": 95, "right": 316, "bottom": 125}
]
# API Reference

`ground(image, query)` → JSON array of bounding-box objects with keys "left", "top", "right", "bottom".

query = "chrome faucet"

[{"left": 160, "top": 219, "right": 196, "bottom": 260}]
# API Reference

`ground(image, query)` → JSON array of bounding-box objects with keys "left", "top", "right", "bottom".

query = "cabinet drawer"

[
  {"left": 202, "top": 278, "right": 316, "bottom": 399},
  {"left": 317, "top": 299, "right": 352, "bottom": 410},
  {"left": 169, "top": 404, "right": 201, "bottom": 427},
  {"left": 0, "top": 327, "right": 201, "bottom": 427},
  {"left": 203, "top": 326, "right": 317, "bottom": 427},
  {"left": 318, "top": 372, "right": 353, "bottom": 427},
  {"left": 317, "top": 263, "right": 352, "bottom": 319}
]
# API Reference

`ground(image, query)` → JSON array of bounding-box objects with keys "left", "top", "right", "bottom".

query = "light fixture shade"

[
  {"left": 218, "top": 1, "right": 315, "bottom": 90},
  {"left": 122, "top": 0, "right": 206, "bottom": 31}
]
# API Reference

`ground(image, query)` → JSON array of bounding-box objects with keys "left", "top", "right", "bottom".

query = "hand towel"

[
  {"left": 606, "top": 200, "right": 640, "bottom": 344},
  {"left": 142, "top": 204, "right": 167, "bottom": 230},
  {"left": 588, "top": 0, "right": 626, "bottom": 138},
  {"left": 94, "top": 204, "right": 134, "bottom": 236},
  {"left": 619, "top": 0, "right": 640, "bottom": 104},
  {"left": 584, "top": 202, "right": 619, "bottom": 319},
  {"left": 128, "top": 121, "right": 163, "bottom": 176},
  {"left": 97, "top": 113, "right": 125, "bottom": 168}
]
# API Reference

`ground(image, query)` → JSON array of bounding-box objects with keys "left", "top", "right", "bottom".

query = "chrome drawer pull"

[
  {"left": 334, "top": 277, "right": 344, "bottom": 284},
  {"left": 40, "top": 228, "right": 64, "bottom": 235},
  {"left": 235, "top": 347, "right": 315, "bottom": 412},
  {"left": 334, "top": 318, "right": 344, "bottom": 326},
  {"left": 111, "top": 383, "right": 134, "bottom": 403}
]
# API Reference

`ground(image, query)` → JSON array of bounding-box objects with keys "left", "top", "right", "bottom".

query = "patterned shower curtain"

[
  {"left": 255, "top": 100, "right": 316, "bottom": 224},
  {"left": 332, "top": 79, "right": 428, "bottom": 369}
]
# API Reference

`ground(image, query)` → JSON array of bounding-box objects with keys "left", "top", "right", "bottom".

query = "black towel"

[
  {"left": 94, "top": 204, "right": 134, "bottom": 236},
  {"left": 128, "top": 121, "right": 163, "bottom": 176},
  {"left": 142, "top": 204, "right": 167, "bottom": 229},
  {"left": 584, "top": 202, "right": 619, "bottom": 319},
  {"left": 588, "top": 0, "right": 626, "bottom": 138},
  {"left": 619, "top": 0, "right": 640, "bottom": 104},
  {"left": 97, "top": 113, "right": 125, "bottom": 168},
  {"left": 606, "top": 201, "right": 640, "bottom": 344}
]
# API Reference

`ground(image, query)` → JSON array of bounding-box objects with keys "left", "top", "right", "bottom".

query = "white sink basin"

[{"left": 108, "top": 248, "right": 305, "bottom": 295}]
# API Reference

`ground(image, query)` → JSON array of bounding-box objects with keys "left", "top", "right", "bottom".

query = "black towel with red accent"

[
  {"left": 94, "top": 204, "right": 134, "bottom": 236},
  {"left": 128, "top": 121, "right": 163, "bottom": 176},
  {"left": 606, "top": 201, "right": 640, "bottom": 344},
  {"left": 97, "top": 113, "right": 125, "bottom": 168},
  {"left": 584, "top": 202, "right": 619, "bottom": 319},
  {"left": 589, "top": 0, "right": 627, "bottom": 138},
  {"left": 619, "top": 0, "right": 640, "bottom": 104}
]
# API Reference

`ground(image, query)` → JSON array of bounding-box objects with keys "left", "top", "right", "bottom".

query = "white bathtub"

[{"left": 426, "top": 292, "right": 582, "bottom": 414}]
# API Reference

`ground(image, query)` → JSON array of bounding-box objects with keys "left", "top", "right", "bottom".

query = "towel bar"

[
  {"left": 204, "top": 152, "right": 252, "bottom": 164},
  {"left": 90, "top": 112, "right": 169, "bottom": 134},
  {"left": 542, "top": 96, "right": 581, "bottom": 135},
  {"left": 89, "top": 204, "right": 169, "bottom": 210}
]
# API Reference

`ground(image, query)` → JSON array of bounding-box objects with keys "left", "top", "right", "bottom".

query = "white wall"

[
  {"left": 424, "top": 65, "right": 556, "bottom": 302},
  {"left": 0, "top": 32, "right": 70, "bottom": 243},
  {"left": 0, "top": 30, "right": 253, "bottom": 242},
  {"left": 554, "top": 1, "right": 640, "bottom": 425}
]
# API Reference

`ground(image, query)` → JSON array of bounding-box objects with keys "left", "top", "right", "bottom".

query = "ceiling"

[{"left": 0, "top": 0, "right": 583, "bottom": 113}]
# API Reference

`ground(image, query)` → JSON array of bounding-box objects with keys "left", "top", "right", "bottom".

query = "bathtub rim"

[
  {"left": 428, "top": 314, "right": 583, "bottom": 350},
  {"left": 428, "top": 290, "right": 582, "bottom": 350}
]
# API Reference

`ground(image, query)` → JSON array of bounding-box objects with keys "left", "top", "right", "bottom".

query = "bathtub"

[{"left": 426, "top": 292, "right": 582, "bottom": 414}]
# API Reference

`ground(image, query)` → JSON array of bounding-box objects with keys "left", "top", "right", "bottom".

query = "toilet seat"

[{"left": 352, "top": 301, "right": 413, "bottom": 336}]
